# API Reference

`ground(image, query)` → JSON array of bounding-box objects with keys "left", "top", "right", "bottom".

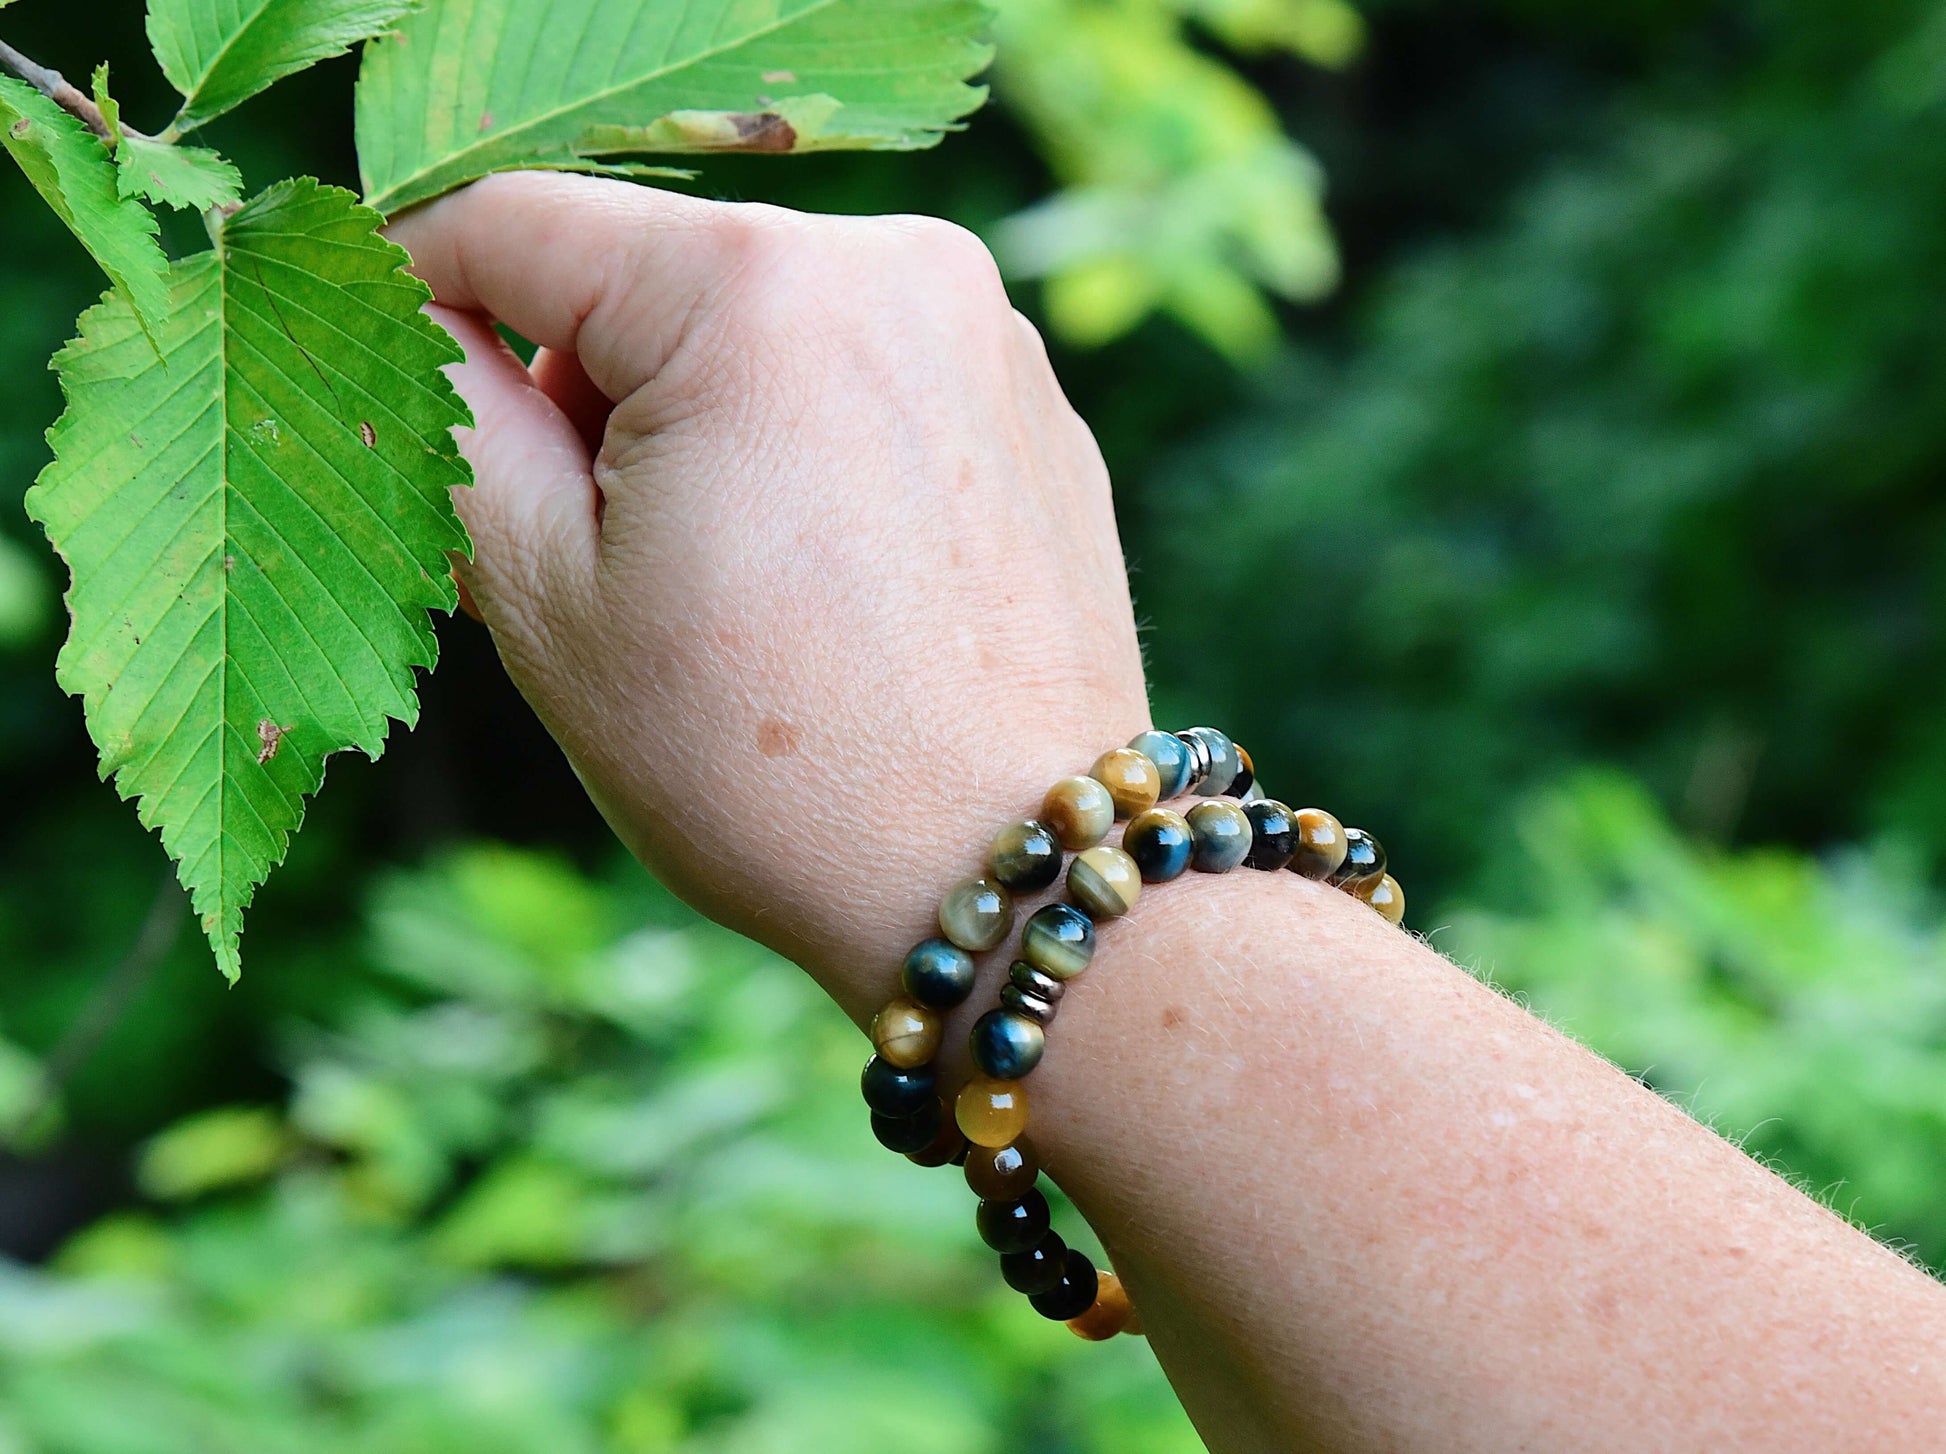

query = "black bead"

[
  {"left": 977, "top": 1188, "right": 1051, "bottom": 1254},
  {"left": 1224, "top": 746, "right": 1255, "bottom": 798},
  {"left": 900, "top": 937, "right": 978, "bottom": 1009},
  {"left": 1329, "top": 827, "right": 1386, "bottom": 888},
  {"left": 860, "top": 1055, "right": 935, "bottom": 1118},
  {"left": 1001, "top": 1231, "right": 1069, "bottom": 1294},
  {"left": 1243, "top": 799, "right": 1297, "bottom": 871},
  {"left": 989, "top": 819, "right": 1064, "bottom": 893},
  {"left": 870, "top": 1099, "right": 943, "bottom": 1154},
  {"left": 1029, "top": 1247, "right": 1099, "bottom": 1320}
]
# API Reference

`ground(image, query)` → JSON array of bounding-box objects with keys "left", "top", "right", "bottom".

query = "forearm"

[{"left": 1011, "top": 868, "right": 1946, "bottom": 1451}]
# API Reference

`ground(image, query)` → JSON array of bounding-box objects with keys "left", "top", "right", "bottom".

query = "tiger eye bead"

[
  {"left": 900, "top": 938, "right": 977, "bottom": 1010},
  {"left": 871, "top": 1098, "right": 943, "bottom": 1154},
  {"left": 1359, "top": 873, "right": 1406, "bottom": 925},
  {"left": 1021, "top": 904, "right": 1096, "bottom": 980},
  {"left": 1242, "top": 799, "right": 1297, "bottom": 871},
  {"left": 1329, "top": 828, "right": 1386, "bottom": 891},
  {"left": 1181, "top": 727, "right": 1240, "bottom": 796},
  {"left": 1128, "top": 730, "right": 1192, "bottom": 799},
  {"left": 1186, "top": 799, "right": 1252, "bottom": 873},
  {"left": 971, "top": 1008, "right": 1046, "bottom": 1079},
  {"left": 1287, "top": 808, "right": 1349, "bottom": 881},
  {"left": 938, "top": 877, "right": 1014, "bottom": 953},
  {"left": 955, "top": 1073, "right": 1030, "bottom": 1147},
  {"left": 1030, "top": 1247, "right": 1099, "bottom": 1321},
  {"left": 1090, "top": 747, "right": 1161, "bottom": 820},
  {"left": 906, "top": 1113, "right": 967, "bottom": 1168},
  {"left": 1068, "top": 845, "right": 1141, "bottom": 918},
  {"left": 1224, "top": 746, "right": 1255, "bottom": 799},
  {"left": 1001, "top": 1231, "right": 1069, "bottom": 1295},
  {"left": 977, "top": 1188, "right": 1051, "bottom": 1254},
  {"left": 1067, "top": 1269, "right": 1134, "bottom": 1341},
  {"left": 1124, "top": 807, "right": 1193, "bottom": 883},
  {"left": 861, "top": 1055, "right": 936, "bottom": 1117},
  {"left": 870, "top": 999, "right": 941, "bottom": 1068},
  {"left": 964, "top": 1139, "right": 1039, "bottom": 1200},
  {"left": 1041, "top": 776, "right": 1116, "bottom": 851},
  {"left": 987, "top": 819, "right": 1063, "bottom": 893}
]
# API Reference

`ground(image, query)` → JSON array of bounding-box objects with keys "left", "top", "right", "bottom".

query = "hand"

[{"left": 389, "top": 173, "right": 1151, "bottom": 1020}]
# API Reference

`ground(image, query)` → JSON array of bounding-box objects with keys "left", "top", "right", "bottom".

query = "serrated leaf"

[
  {"left": 0, "top": 75, "right": 170, "bottom": 342},
  {"left": 26, "top": 179, "right": 472, "bottom": 980},
  {"left": 147, "top": 0, "right": 419, "bottom": 132},
  {"left": 355, "top": 0, "right": 993, "bottom": 215},
  {"left": 117, "top": 135, "right": 244, "bottom": 211}
]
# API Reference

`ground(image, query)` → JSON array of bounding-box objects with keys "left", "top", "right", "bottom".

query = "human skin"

[{"left": 389, "top": 173, "right": 1946, "bottom": 1452}]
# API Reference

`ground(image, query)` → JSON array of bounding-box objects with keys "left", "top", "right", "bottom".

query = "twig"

[
  {"left": 0, "top": 36, "right": 137, "bottom": 143},
  {"left": 6, "top": 875, "right": 185, "bottom": 1145}
]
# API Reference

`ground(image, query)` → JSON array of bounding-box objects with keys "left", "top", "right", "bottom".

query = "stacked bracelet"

[{"left": 859, "top": 726, "right": 1406, "bottom": 1342}]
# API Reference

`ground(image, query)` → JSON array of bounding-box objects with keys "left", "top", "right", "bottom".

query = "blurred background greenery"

[{"left": 5, "top": 0, "right": 1946, "bottom": 1447}]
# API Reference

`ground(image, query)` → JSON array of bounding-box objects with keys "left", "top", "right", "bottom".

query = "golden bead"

[
  {"left": 964, "top": 1139, "right": 1039, "bottom": 1200},
  {"left": 1067, "top": 1269, "right": 1134, "bottom": 1341},
  {"left": 938, "top": 877, "right": 1014, "bottom": 952},
  {"left": 1358, "top": 873, "right": 1406, "bottom": 926},
  {"left": 1089, "top": 747, "right": 1161, "bottom": 819},
  {"left": 871, "top": 999, "right": 941, "bottom": 1068},
  {"left": 1068, "top": 844, "right": 1140, "bottom": 918},
  {"left": 1289, "top": 808, "right": 1348, "bottom": 880},
  {"left": 955, "top": 1073, "right": 1030, "bottom": 1147},
  {"left": 1041, "top": 776, "right": 1116, "bottom": 850}
]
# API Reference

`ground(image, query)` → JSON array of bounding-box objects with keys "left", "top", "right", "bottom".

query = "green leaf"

[
  {"left": 147, "top": 0, "right": 419, "bottom": 132},
  {"left": 354, "top": 0, "right": 993, "bottom": 215},
  {"left": 26, "top": 179, "right": 472, "bottom": 981},
  {"left": 117, "top": 135, "right": 244, "bottom": 211},
  {"left": 0, "top": 75, "right": 170, "bottom": 342}
]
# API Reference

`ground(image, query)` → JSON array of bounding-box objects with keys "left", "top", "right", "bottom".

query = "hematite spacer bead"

[
  {"left": 871, "top": 1098, "right": 944, "bottom": 1154},
  {"left": 1128, "top": 730, "right": 1192, "bottom": 799},
  {"left": 977, "top": 1187, "right": 1052, "bottom": 1254},
  {"left": 1021, "top": 903, "right": 1097, "bottom": 980},
  {"left": 861, "top": 1055, "right": 937, "bottom": 1118},
  {"left": 988, "top": 819, "right": 1063, "bottom": 894},
  {"left": 1329, "top": 827, "right": 1386, "bottom": 891},
  {"left": 1242, "top": 799, "right": 1298, "bottom": 871},
  {"left": 965, "top": 1139, "right": 1038, "bottom": 1200},
  {"left": 900, "top": 938, "right": 978, "bottom": 1010},
  {"left": 1001, "top": 984, "right": 1058, "bottom": 1025},
  {"left": 1180, "top": 727, "right": 1241, "bottom": 796},
  {"left": 971, "top": 1008, "right": 1046, "bottom": 1079},
  {"left": 1287, "top": 808, "right": 1349, "bottom": 881},
  {"left": 1002, "top": 1231, "right": 1069, "bottom": 1295},
  {"left": 1186, "top": 799, "right": 1253, "bottom": 873},
  {"left": 1124, "top": 807, "right": 1193, "bottom": 883},
  {"left": 939, "top": 877, "right": 1014, "bottom": 953},
  {"left": 1008, "top": 960, "right": 1067, "bottom": 1005},
  {"left": 1224, "top": 745, "right": 1255, "bottom": 799},
  {"left": 1030, "top": 1247, "right": 1100, "bottom": 1321}
]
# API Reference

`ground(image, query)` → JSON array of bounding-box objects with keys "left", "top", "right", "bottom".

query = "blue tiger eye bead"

[
  {"left": 988, "top": 819, "right": 1063, "bottom": 893},
  {"left": 1242, "top": 799, "right": 1297, "bottom": 871},
  {"left": 1021, "top": 903, "right": 1096, "bottom": 981},
  {"left": 1124, "top": 807, "right": 1193, "bottom": 882},
  {"left": 1186, "top": 799, "right": 1253, "bottom": 873},
  {"left": 1225, "top": 746, "right": 1255, "bottom": 799},
  {"left": 1128, "top": 730, "right": 1192, "bottom": 800},
  {"left": 971, "top": 1008, "right": 1046, "bottom": 1079},
  {"left": 1180, "top": 727, "right": 1240, "bottom": 796},
  {"left": 901, "top": 938, "right": 978, "bottom": 1009}
]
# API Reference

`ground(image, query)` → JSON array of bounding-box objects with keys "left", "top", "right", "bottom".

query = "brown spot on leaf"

[
  {"left": 10, "top": 119, "right": 30, "bottom": 139},
  {"left": 224, "top": 554, "right": 235, "bottom": 572},
  {"left": 359, "top": 421, "right": 376, "bottom": 448},
  {"left": 256, "top": 719, "right": 289, "bottom": 765},
  {"left": 756, "top": 718, "right": 799, "bottom": 758},
  {"left": 761, "top": 69, "right": 797, "bottom": 84},
  {"left": 478, "top": 110, "right": 494, "bottom": 132},
  {"left": 723, "top": 112, "right": 798, "bottom": 152}
]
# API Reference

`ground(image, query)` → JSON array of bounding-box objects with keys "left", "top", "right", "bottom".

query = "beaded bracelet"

[{"left": 859, "top": 727, "right": 1406, "bottom": 1342}]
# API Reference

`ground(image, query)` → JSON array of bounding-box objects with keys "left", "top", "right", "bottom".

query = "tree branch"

[{"left": 0, "top": 36, "right": 116, "bottom": 141}]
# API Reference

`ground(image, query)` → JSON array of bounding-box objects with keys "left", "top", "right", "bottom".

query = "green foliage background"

[{"left": 5, "top": 0, "right": 1946, "bottom": 1447}]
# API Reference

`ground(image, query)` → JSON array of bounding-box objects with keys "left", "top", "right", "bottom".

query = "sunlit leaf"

[{"left": 26, "top": 179, "right": 471, "bottom": 980}]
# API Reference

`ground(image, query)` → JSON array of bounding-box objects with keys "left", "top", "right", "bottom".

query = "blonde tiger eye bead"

[
  {"left": 1089, "top": 747, "right": 1161, "bottom": 819},
  {"left": 938, "top": 878, "right": 1014, "bottom": 952},
  {"left": 1358, "top": 873, "right": 1406, "bottom": 925},
  {"left": 1067, "top": 1268, "right": 1134, "bottom": 1341},
  {"left": 871, "top": 999, "right": 941, "bottom": 1068},
  {"left": 1041, "top": 776, "right": 1116, "bottom": 850},
  {"left": 1067, "top": 845, "right": 1141, "bottom": 918},
  {"left": 1288, "top": 808, "right": 1349, "bottom": 880},
  {"left": 956, "top": 1073, "right": 1030, "bottom": 1147}
]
